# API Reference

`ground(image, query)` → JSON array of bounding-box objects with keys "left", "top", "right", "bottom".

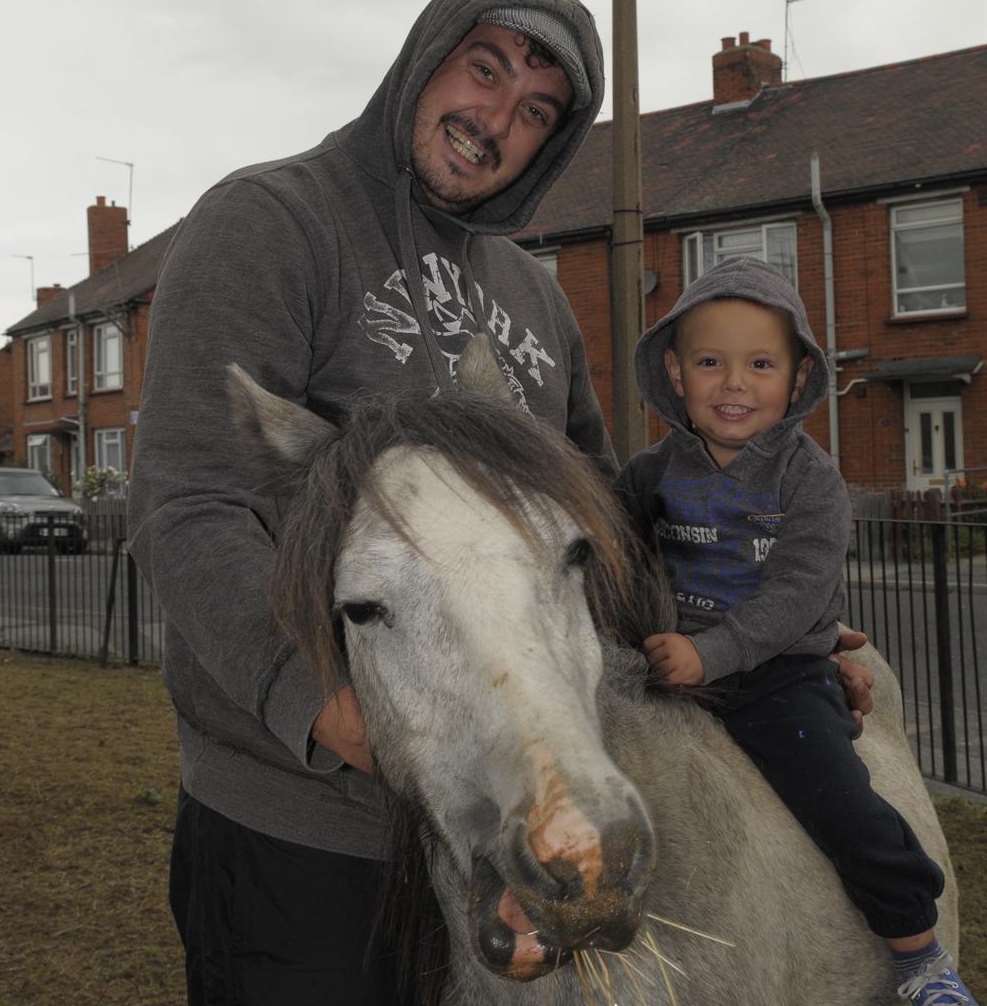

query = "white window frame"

[
  {"left": 66, "top": 328, "right": 78, "bottom": 396},
  {"left": 94, "top": 427, "right": 126, "bottom": 473},
  {"left": 94, "top": 322, "right": 123, "bottom": 391},
  {"left": 26, "top": 433, "right": 52, "bottom": 475},
  {"left": 682, "top": 221, "right": 798, "bottom": 289},
  {"left": 890, "top": 198, "right": 965, "bottom": 317},
  {"left": 27, "top": 334, "right": 52, "bottom": 400}
]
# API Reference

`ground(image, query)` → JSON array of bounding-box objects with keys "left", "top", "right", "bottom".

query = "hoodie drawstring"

[{"left": 395, "top": 168, "right": 456, "bottom": 393}]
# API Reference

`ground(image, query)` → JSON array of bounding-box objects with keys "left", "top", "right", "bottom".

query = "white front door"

[{"left": 904, "top": 389, "right": 964, "bottom": 491}]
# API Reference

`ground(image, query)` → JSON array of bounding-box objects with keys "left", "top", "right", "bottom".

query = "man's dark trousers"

[{"left": 170, "top": 788, "right": 413, "bottom": 1005}]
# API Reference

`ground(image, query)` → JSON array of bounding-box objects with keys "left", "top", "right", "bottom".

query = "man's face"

[
  {"left": 663, "top": 298, "right": 813, "bottom": 469},
  {"left": 411, "top": 24, "right": 574, "bottom": 213}
]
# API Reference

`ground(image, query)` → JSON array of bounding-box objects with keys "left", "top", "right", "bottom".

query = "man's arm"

[
  {"left": 128, "top": 178, "right": 352, "bottom": 771},
  {"left": 688, "top": 457, "right": 851, "bottom": 682}
]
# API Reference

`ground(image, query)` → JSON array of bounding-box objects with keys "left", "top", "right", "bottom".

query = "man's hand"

[
  {"left": 311, "top": 685, "right": 373, "bottom": 774},
  {"left": 643, "top": 632, "right": 705, "bottom": 686},
  {"left": 832, "top": 626, "right": 874, "bottom": 735}
]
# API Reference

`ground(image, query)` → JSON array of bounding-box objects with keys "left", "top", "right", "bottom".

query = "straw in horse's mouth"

[{"left": 469, "top": 855, "right": 570, "bottom": 981}]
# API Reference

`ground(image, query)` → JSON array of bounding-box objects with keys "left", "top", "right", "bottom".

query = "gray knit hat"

[{"left": 477, "top": 7, "right": 591, "bottom": 110}]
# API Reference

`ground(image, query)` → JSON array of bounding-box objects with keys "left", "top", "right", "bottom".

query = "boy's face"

[{"left": 664, "top": 298, "right": 813, "bottom": 469}]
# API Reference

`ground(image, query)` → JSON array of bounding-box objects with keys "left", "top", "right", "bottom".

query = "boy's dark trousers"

[
  {"left": 170, "top": 787, "right": 414, "bottom": 1006},
  {"left": 709, "top": 654, "right": 945, "bottom": 939}
]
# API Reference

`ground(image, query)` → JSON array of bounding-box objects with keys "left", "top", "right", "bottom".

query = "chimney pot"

[
  {"left": 96, "top": 195, "right": 106, "bottom": 207},
  {"left": 721, "top": 36, "right": 736, "bottom": 51},
  {"left": 712, "top": 29, "right": 783, "bottom": 106}
]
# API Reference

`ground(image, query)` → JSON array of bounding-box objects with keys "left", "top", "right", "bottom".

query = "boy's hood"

[
  {"left": 636, "top": 256, "right": 830, "bottom": 448},
  {"left": 334, "top": 0, "right": 605, "bottom": 236}
]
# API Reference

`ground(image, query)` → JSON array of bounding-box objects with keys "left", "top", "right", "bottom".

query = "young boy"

[{"left": 616, "top": 256, "right": 978, "bottom": 1005}]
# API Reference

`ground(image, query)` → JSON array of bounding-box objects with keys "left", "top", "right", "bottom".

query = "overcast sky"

[{"left": 2, "top": 0, "right": 985, "bottom": 342}]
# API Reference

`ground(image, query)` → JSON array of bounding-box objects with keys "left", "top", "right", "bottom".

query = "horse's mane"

[
  {"left": 271, "top": 389, "right": 675, "bottom": 697},
  {"left": 268, "top": 388, "right": 676, "bottom": 1005}
]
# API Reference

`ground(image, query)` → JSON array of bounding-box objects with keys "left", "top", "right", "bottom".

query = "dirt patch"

[
  {"left": 0, "top": 651, "right": 984, "bottom": 1004},
  {"left": 0, "top": 652, "right": 182, "bottom": 1006},
  {"left": 938, "top": 796, "right": 987, "bottom": 993}
]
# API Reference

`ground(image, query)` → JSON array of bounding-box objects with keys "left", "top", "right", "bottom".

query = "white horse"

[{"left": 229, "top": 344, "right": 957, "bottom": 1006}]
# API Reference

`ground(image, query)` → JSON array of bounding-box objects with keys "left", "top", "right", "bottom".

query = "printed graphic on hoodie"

[
  {"left": 358, "top": 251, "right": 557, "bottom": 412},
  {"left": 655, "top": 472, "right": 783, "bottom": 614}
]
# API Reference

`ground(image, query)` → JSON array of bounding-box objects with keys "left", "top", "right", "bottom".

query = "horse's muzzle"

[{"left": 467, "top": 801, "right": 655, "bottom": 981}]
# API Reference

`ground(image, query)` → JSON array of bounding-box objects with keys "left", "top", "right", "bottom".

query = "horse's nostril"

[{"left": 506, "top": 818, "right": 567, "bottom": 897}]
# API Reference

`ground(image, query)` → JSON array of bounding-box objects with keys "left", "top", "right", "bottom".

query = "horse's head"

[{"left": 228, "top": 347, "right": 662, "bottom": 984}]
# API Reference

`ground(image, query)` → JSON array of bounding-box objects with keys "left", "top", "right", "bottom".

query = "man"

[{"left": 128, "top": 2, "right": 613, "bottom": 1002}]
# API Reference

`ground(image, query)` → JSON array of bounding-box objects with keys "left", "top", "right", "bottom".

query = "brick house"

[
  {"left": 514, "top": 37, "right": 987, "bottom": 491},
  {"left": 0, "top": 340, "right": 13, "bottom": 463},
  {"left": 4, "top": 39, "right": 983, "bottom": 495},
  {"left": 2, "top": 197, "right": 177, "bottom": 494}
]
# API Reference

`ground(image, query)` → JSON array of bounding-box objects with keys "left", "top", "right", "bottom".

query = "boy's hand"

[
  {"left": 832, "top": 626, "right": 874, "bottom": 736},
  {"left": 643, "top": 633, "right": 705, "bottom": 686}
]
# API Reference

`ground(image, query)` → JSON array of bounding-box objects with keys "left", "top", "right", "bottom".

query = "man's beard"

[{"left": 411, "top": 112, "right": 504, "bottom": 213}]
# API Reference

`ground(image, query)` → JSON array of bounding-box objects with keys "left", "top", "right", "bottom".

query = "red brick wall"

[
  {"left": 0, "top": 342, "right": 13, "bottom": 455},
  {"left": 550, "top": 184, "right": 987, "bottom": 490},
  {"left": 9, "top": 302, "right": 152, "bottom": 492}
]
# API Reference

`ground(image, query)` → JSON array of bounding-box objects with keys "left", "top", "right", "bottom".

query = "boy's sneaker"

[{"left": 896, "top": 951, "right": 980, "bottom": 1004}]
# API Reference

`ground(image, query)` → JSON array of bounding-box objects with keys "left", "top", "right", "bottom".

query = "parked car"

[{"left": 0, "top": 467, "right": 88, "bottom": 554}]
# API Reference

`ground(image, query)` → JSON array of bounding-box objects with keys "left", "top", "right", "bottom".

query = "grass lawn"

[{"left": 0, "top": 652, "right": 984, "bottom": 1004}]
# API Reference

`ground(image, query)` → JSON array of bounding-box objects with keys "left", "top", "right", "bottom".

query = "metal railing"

[
  {"left": 0, "top": 511, "right": 164, "bottom": 665},
  {"left": 846, "top": 518, "right": 986, "bottom": 795},
  {"left": 2, "top": 512, "right": 985, "bottom": 796}
]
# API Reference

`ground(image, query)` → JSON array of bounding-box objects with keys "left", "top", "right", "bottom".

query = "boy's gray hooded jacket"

[
  {"left": 127, "top": 0, "right": 612, "bottom": 858},
  {"left": 616, "top": 257, "right": 850, "bottom": 683}
]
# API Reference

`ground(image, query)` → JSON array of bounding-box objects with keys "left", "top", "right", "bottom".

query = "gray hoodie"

[
  {"left": 127, "top": 0, "right": 612, "bottom": 857},
  {"left": 616, "top": 257, "right": 850, "bottom": 683}
]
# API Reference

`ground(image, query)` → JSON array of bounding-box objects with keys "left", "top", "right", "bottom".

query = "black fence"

[
  {"left": 2, "top": 510, "right": 985, "bottom": 796},
  {"left": 0, "top": 511, "right": 164, "bottom": 665},
  {"left": 846, "top": 518, "right": 987, "bottom": 795}
]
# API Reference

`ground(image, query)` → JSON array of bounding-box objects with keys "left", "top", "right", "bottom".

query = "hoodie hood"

[
  {"left": 636, "top": 256, "right": 830, "bottom": 451},
  {"left": 335, "top": 0, "right": 604, "bottom": 236}
]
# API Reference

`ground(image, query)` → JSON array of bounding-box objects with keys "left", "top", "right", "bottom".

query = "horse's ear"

[
  {"left": 226, "top": 363, "right": 339, "bottom": 466},
  {"left": 458, "top": 335, "right": 513, "bottom": 406}
]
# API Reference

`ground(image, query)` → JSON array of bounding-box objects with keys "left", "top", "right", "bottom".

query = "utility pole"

[{"left": 611, "top": 0, "right": 649, "bottom": 463}]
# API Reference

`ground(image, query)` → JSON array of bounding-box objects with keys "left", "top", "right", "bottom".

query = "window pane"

[
  {"left": 920, "top": 413, "right": 934, "bottom": 473},
  {"left": 96, "top": 431, "right": 125, "bottom": 472},
  {"left": 943, "top": 412, "right": 956, "bottom": 470},
  {"left": 717, "top": 229, "right": 760, "bottom": 254},
  {"left": 898, "top": 287, "right": 966, "bottom": 313},
  {"left": 766, "top": 226, "right": 798, "bottom": 286},
  {"left": 895, "top": 202, "right": 961, "bottom": 227},
  {"left": 107, "top": 333, "right": 121, "bottom": 375},
  {"left": 895, "top": 223, "right": 964, "bottom": 291},
  {"left": 701, "top": 234, "right": 715, "bottom": 272}
]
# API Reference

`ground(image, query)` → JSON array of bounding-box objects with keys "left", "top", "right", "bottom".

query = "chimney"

[
  {"left": 713, "top": 32, "right": 782, "bottom": 106},
  {"left": 87, "top": 195, "right": 129, "bottom": 276},
  {"left": 36, "top": 284, "right": 65, "bottom": 308}
]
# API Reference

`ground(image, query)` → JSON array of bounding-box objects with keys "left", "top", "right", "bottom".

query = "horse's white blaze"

[{"left": 336, "top": 448, "right": 641, "bottom": 874}]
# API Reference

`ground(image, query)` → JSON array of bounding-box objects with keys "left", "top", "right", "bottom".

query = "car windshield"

[{"left": 0, "top": 472, "right": 61, "bottom": 497}]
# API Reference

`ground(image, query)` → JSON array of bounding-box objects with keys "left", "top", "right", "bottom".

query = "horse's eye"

[
  {"left": 342, "top": 602, "right": 388, "bottom": 626},
  {"left": 565, "top": 538, "right": 593, "bottom": 568}
]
